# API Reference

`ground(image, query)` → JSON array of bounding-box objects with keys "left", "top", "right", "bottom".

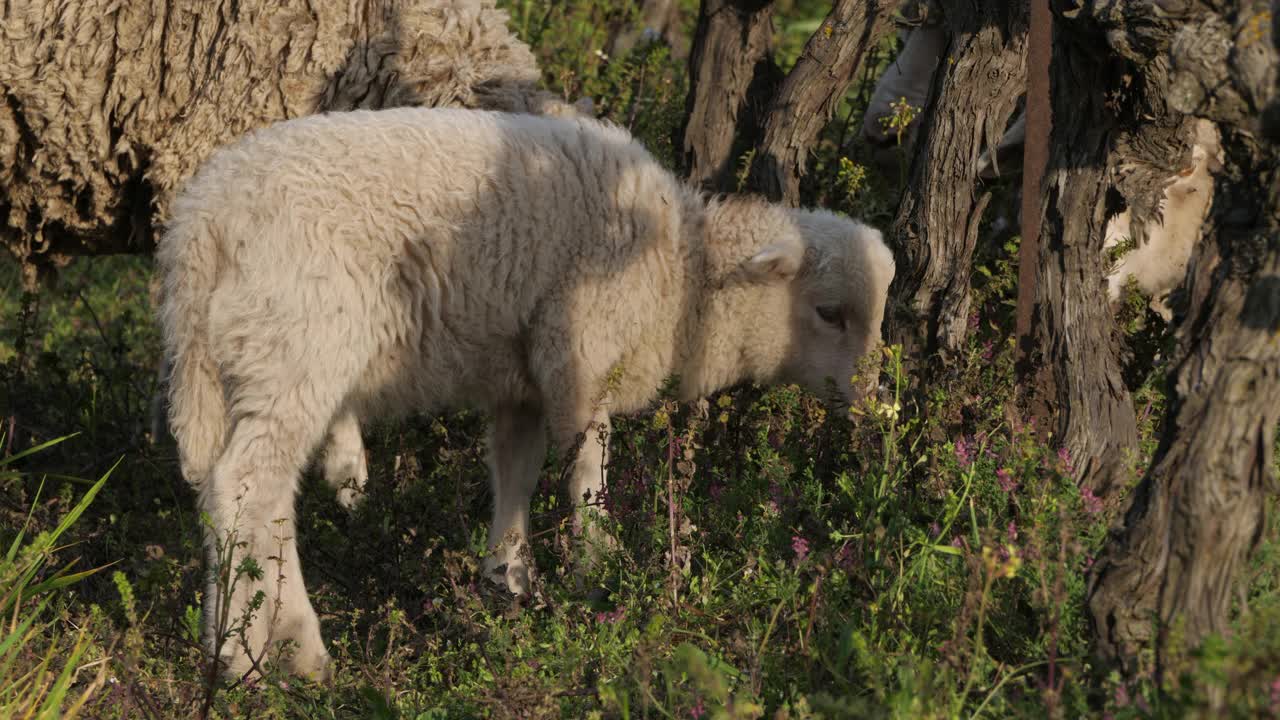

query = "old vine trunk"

[
  {"left": 678, "top": 0, "right": 778, "bottom": 192},
  {"left": 1023, "top": 5, "right": 1164, "bottom": 498},
  {"left": 1089, "top": 1, "right": 1280, "bottom": 672},
  {"left": 885, "top": 0, "right": 1027, "bottom": 360},
  {"left": 743, "top": 0, "right": 898, "bottom": 205}
]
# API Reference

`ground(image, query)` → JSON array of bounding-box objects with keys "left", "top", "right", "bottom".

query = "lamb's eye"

[{"left": 816, "top": 305, "right": 844, "bottom": 329}]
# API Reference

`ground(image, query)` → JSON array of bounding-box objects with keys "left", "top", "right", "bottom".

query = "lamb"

[{"left": 157, "top": 107, "right": 896, "bottom": 679}]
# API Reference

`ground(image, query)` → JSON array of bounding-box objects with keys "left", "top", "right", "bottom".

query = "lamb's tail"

[{"left": 155, "top": 201, "right": 228, "bottom": 489}]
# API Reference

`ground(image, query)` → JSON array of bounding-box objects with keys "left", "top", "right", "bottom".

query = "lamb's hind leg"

[
  {"left": 482, "top": 405, "right": 547, "bottom": 596},
  {"left": 201, "top": 398, "right": 340, "bottom": 680},
  {"left": 322, "top": 408, "right": 368, "bottom": 509}
]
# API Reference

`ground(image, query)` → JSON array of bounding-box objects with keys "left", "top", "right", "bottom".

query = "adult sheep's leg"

[
  {"left": 482, "top": 405, "right": 547, "bottom": 596},
  {"left": 530, "top": 317, "right": 621, "bottom": 580},
  {"left": 321, "top": 408, "right": 368, "bottom": 509}
]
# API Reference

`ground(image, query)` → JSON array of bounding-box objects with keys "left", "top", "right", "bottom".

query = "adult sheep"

[
  {"left": 158, "top": 107, "right": 896, "bottom": 679},
  {"left": 1, "top": 0, "right": 575, "bottom": 275}
]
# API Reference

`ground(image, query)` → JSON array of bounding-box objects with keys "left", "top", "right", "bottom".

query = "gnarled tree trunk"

[
  {"left": 0, "top": 0, "right": 570, "bottom": 283},
  {"left": 1089, "top": 0, "right": 1280, "bottom": 674},
  {"left": 677, "top": 0, "right": 778, "bottom": 192},
  {"left": 1020, "top": 0, "right": 1199, "bottom": 497},
  {"left": 885, "top": 0, "right": 1027, "bottom": 360},
  {"left": 743, "top": 0, "right": 899, "bottom": 206}
]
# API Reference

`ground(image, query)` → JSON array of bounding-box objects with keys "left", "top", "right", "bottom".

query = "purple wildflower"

[
  {"left": 595, "top": 607, "right": 626, "bottom": 624},
  {"left": 1114, "top": 683, "right": 1130, "bottom": 707},
  {"left": 954, "top": 437, "right": 974, "bottom": 468},
  {"left": 981, "top": 339, "right": 994, "bottom": 361},
  {"left": 1081, "top": 487, "right": 1103, "bottom": 514},
  {"left": 601, "top": 483, "right": 617, "bottom": 515},
  {"left": 929, "top": 521, "right": 942, "bottom": 538},
  {"left": 691, "top": 697, "right": 706, "bottom": 719},
  {"left": 1007, "top": 521, "right": 1018, "bottom": 543},
  {"left": 791, "top": 535, "right": 810, "bottom": 563},
  {"left": 997, "top": 467, "right": 1018, "bottom": 493},
  {"left": 1057, "top": 446, "right": 1074, "bottom": 473}
]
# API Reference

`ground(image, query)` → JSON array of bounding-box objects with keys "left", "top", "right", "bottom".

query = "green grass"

[
  {"left": 0, "top": 435, "right": 115, "bottom": 718},
  {"left": 5, "top": 245, "right": 1279, "bottom": 719},
  {"left": 2, "top": 2, "right": 1279, "bottom": 718}
]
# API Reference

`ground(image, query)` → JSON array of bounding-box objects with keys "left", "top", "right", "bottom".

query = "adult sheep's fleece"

[
  {"left": 0, "top": 0, "right": 576, "bottom": 275},
  {"left": 158, "top": 107, "right": 895, "bottom": 679}
]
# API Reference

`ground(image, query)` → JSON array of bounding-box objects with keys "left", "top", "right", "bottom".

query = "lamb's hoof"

[
  {"left": 335, "top": 484, "right": 364, "bottom": 510},
  {"left": 324, "top": 457, "right": 368, "bottom": 510},
  {"left": 483, "top": 555, "right": 532, "bottom": 598},
  {"left": 285, "top": 648, "right": 334, "bottom": 683}
]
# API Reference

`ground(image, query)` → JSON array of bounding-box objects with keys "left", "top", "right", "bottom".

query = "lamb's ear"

[{"left": 744, "top": 241, "right": 805, "bottom": 283}]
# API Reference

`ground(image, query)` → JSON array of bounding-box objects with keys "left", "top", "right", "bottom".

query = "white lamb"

[{"left": 157, "top": 107, "right": 895, "bottom": 679}]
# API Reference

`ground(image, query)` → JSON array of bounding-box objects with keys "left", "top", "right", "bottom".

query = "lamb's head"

[
  {"left": 710, "top": 200, "right": 895, "bottom": 407},
  {"left": 778, "top": 209, "right": 895, "bottom": 406}
]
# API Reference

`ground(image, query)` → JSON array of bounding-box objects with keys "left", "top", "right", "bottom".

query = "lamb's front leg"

[{"left": 483, "top": 405, "right": 547, "bottom": 596}]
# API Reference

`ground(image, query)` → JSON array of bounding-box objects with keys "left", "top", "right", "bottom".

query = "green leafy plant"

[{"left": 1, "top": 434, "right": 115, "bottom": 719}]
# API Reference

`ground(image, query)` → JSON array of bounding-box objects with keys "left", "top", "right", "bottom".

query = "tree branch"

[
  {"left": 743, "top": 0, "right": 899, "bottom": 205},
  {"left": 677, "top": 0, "right": 779, "bottom": 192},
  {"left": 888, "top": 0, "right": 1028, "bottom": 361}
]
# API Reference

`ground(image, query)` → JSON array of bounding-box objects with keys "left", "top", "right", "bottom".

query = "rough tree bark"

[
  {"left": 0, "top": 0, "right": 574, "bottom": 282},
  {"left": 1089, "top": 0, "right": 1280, "bottom": 672},
  {"left": 1022, "top": 1, "right": 1198, "bottom": 497},
  {"left": 677, "top": 0, "right": 778, "bottom": 192},
  {"left": 743, "top": 0, "right": 899, "bottom": 206},
  {"left": 884, "top": 0, "right": 1027, "bottom": 360},
  {"left": 1025, "top": 43, "right": 1138, "bottom": 497}
]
